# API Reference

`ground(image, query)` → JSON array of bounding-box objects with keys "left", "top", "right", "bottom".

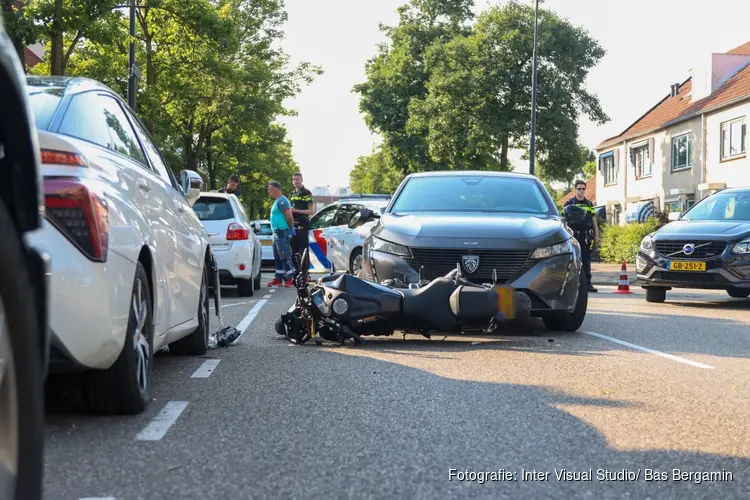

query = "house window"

[
  {"left": 601, "top": 154, "right": 616, "bottom": 185},
  {"left": 665, "top": 200, "right": 680, "bottom": 213},
  {"left": 721, "top": 117, "right": 746, "bottom": 160},
  {"left": 672, "top": 133, "right": 692, "bottom": 171},
  {"left": 631, "top": 144, "right": 651, "bottom": 177}
]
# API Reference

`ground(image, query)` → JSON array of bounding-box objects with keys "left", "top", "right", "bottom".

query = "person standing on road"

[
  {"left": 564, "top": 179, "right": 599, "bottom": 293},
  {"left": 267, "top": 180, "right": 296, "bottom": 287},
  {"left": 289, "top": 172, "right": 313, "bottom": 271}
]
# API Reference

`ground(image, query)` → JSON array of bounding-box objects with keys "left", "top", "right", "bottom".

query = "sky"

[{"left": 275, "top": 0, "right": 750, "bottom": 192}]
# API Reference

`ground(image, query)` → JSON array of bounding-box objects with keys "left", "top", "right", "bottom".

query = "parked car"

[
  {"left": 307, "top": 194, "right": 391, "bottom": 275},
  {"left": 355, "top": 171, "right": 590, "bottom": 332},
  {"left": 1, "top": 12, "right": 49, "bottom": 499},
  {"left": 250, "top": 219, "right": 274, "bottom": 265},
  {"left": 636, "top": 187, "right": 750, "bottom": 302},
  {"left": 193, "top": 192, "right": 262, "bottom": 296},
  {"left": 23, "top": 75, "right": 216, "bottom": 415}
]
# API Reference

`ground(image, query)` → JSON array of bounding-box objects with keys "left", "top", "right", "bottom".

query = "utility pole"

[
  {"left": 127, "top": 0, "right": 139, "bottom": 111},
  {"left": 528, "top": 0, "right": 540, "bottom": 177}
]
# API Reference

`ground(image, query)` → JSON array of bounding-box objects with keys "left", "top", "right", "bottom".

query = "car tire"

[
  {"left": 350, "top": 248, "right": 363, "bottom": 276},
  {"left": 253, "top": 268, "right": 262, "bottom": 290},
  {"left": 542, "top": 271, "right": 589, "bottom": 332},
  {"left": 81, "top": 261, "right": 154, "bottom": 415},
  {"left": 0, "top": 201, "right": 44, "bottom": 500},
  {"left": 726, "top": 288, "right": 750, "bottom": 299},
  {"left": 169, "top": 265, "right": 210, "bottom": 356},
  {"left": 237, "top": 278, "right": 254, "bottom": 297},
  {"left": 645, "top": 287, "right": 667, "bottom": 303}
]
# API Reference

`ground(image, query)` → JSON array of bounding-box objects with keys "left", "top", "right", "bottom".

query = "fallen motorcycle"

[{"left": 275, "top": 248, "right": 513, "bottom": 345}]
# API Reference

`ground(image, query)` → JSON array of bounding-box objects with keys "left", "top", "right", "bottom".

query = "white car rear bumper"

[
  {"left": 213, "top": 239, "right": 254, "bottom": 281},
  {"left": 26, "top": 219, "right": 134, "bottom": 372}
]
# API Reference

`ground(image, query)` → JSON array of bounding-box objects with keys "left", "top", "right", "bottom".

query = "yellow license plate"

[
  {"left": 494, "top": 285, "right": 516, "bottom": 320},
  {"left": 261, "top": 240, "right": 272, "bottom": 246},
  {"left": 667, "top": 261, "right": 706, "bottom": 271}
]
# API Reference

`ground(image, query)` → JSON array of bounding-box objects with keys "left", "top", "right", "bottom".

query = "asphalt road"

[{"left": 42, "top": 273, "right": 750, "bottom": 499}]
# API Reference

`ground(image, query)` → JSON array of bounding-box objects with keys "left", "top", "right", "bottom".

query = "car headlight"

[
  {"left": 370, "top": 236, "right": 411, "bottom": 257},
  {"left": 640, "top": 234, "right": 654, "bottom": 251},
  {"left": 531, "top": 239, "right": 573, "bottom": 259},
  {"left": 732, "top": 240, "right": 750, "bottom": 254}
]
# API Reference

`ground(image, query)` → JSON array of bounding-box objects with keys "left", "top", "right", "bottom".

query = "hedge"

[{"left": 599, "top": 217, "right": 664, "bottom": 264}]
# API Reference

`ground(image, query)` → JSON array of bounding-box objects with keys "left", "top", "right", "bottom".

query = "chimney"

[{"left": 670, "top": 83, "right": 680, "bottom": 97}]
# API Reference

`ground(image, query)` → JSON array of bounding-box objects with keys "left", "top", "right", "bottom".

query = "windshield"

[
  {"left": 682, "top": 191, "right": 750, "bottom": 221},
  {"left": 389, "top": 176, "right": 551, "bottom": 214},
  {"left": 257, "top": 222, "right": 272, "bottom": 236},
  {"left": 26, "top": 86, "right": 65, "bottom": 130},
  {"left": 193, "top": 197, "right": 235, "bottom": 221}
]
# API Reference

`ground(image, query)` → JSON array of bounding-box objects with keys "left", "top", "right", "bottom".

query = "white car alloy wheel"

[
  {"left": 351, "top": 251, "right": 364, "bottom": 276},
  {"left": 132, "top": 278, "right": 150, "bottom": 393},
  {"left": 0, "top": 303, "right": 18, "bottom": 500}
]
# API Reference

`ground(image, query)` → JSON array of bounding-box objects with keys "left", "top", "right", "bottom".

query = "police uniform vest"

[{"left": 289, "top": 187, "right": 313, "bottom": 230}]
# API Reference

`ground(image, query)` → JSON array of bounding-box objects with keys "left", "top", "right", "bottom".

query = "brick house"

[{"left": 594, "top": 41, "right": 750, "bottom": 225}]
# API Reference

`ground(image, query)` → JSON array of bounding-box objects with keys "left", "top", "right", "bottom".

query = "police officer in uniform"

[
  {"left": 289, "top": 172, "right": 313, "bottom": 271},
  {"left": 564, "top": 179, "right": 599, "bottom": 293}
]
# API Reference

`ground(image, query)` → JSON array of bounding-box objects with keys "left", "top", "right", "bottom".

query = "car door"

[
  {"left": 308, "top": 204, "right": 339, "bottom": 272},
  {"left": 124, "top": 106, "right": 203, "bottom": 326},
  {"left": 327, "top": 203, "right": 363, "bottom": 272},
  {"left": 233, "top": 199, "right": 261, "bottom": 275}
]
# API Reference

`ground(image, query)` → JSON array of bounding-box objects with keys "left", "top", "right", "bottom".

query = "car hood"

[
  {"left": 656, "top": 220, "right": 750, "bottom": 241},
  {"left": 375, "top": 212, "right": 568, "bottom": 250}
]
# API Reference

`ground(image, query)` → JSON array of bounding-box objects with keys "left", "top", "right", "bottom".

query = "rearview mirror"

[
  {"left": 349, "top": 208, "right": 375, "bottom": 229},
  {"left": 180, "top": 170, "right": 203, "bottom": 206},
  {"left": 562, "top": 204, "right": 587, "bottom": 224}
]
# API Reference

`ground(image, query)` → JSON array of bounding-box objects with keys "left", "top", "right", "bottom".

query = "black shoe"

[{"left": 588, "top": 284, "right": 598, "bottom": 293}]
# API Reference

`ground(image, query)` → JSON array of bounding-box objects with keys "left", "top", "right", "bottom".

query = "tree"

[
  {"left": 352, "top": 0, "right": 475, "bottom": 176},
  {"left": 349, "top": 146, "right": 404, "bottom": 195},
  {"left": 407, "top": 1, "right": 609, "bottom": 173}
]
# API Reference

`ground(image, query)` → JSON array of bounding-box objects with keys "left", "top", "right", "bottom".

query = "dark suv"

[{"left": 636, "top": 187, "right": 750, "bottom": 302}]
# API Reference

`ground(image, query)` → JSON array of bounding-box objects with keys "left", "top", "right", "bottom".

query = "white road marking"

[
  {"left": 263, "top": 294, "right": 272, "bottom": 298},
  {"left": 583, "top": 331, "right": 715, "bottom": 369},
  {"left": 235, "top": 299, "right": 269, "bottom": 337},
  {"left": 210, "top": 301, "right": 252, "bottom": 310},
  {"left": 79, "top": 497, "right": 116, "bottom": 500},
  {"left": 191, "top": 359, "right": 221, "bottom": 378},
  {"left": 270, "top": 288, "right": 277, "bottom": 293},
  {"left": 135, "top": 401, "right": 189, "bottom": 441}
]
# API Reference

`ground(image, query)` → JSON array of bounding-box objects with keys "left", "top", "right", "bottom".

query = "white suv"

[
  {"left": 25, "top": 75, "right": 214, "bottom": 415},
  {"left": 193, "top": 192, "right": 262, "bottom": 296}
]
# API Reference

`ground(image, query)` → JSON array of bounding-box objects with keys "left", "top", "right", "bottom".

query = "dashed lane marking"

[
  {"left": 191, "top": 359, "right": 221, "bottom": 378},
  {"left": 583, "top": 331, "right": 715, "bottom": 369},
  {"left": 135, "top": 401, "right": 189, "bottom": 441}
]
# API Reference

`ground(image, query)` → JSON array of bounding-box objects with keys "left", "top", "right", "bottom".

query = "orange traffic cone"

[{"left": 613, "top": 260, "right": 633, "bottom": 294}]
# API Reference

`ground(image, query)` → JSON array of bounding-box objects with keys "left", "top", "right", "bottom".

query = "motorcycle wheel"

[{"left": 0, "top": 201, "right": 44, "bottom": 500}]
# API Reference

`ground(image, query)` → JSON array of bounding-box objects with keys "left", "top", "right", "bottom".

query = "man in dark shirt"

[
  {"left": 219, "top": 174, "right": 242, "bottom": 200},
  {"left": 564, "top": 179, "right": 599, "bottom": 293},
  {"left": 289, "top": 172, "right": 313, "bottom": 271}
]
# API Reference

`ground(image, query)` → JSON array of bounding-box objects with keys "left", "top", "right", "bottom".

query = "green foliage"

[
  {"left": 17, "top": 0, "right": 322, "bottom": 220},
  {"left": 599, "top": 217, "right": 664, "bottom": 264},
  {"left": 349, "top": 146, "right": 404, "bottom": 195},
  {"left": 354, "top": 0, "right": 609, "bottom": 177}
]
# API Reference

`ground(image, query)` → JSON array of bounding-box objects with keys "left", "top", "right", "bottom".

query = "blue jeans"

[{"left": 273, "top": 229, "right": 295, "bottom": 280}]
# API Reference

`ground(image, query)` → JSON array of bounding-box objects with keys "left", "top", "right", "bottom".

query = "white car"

[
  {"left": 307, "top": 195, "right": 391, "bottom": 275},
  {"left": 24, "top": 75, "right": 214, "bottom": 415},
  {"left": 250, "top": 219, "right": 274, "bottom": 264},
  {"left": 193, "top": 192, "right": 262, "bottom": 296}
]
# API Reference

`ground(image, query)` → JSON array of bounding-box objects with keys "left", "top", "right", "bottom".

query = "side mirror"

[
  {"left": 180, "top": 170, "right": 203, "bottom": 205},
  {"left": 251, "top": 222, "right": 261, "bottom": 234},
  {"left": 348, "top": 208, "right": 375, "bottom": 229},
  {"left": 379, "top": 206, "right": 386, "bottom": 215},
  {"left": 562, "top": 204, "right": 587, "bottom": 223}
]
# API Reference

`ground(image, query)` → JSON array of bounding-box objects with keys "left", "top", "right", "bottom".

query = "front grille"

[
  {"left": 407, "top": 248, "right": 532, "bottom": 284},
  {"left": 653, "top": 271, "right": 728, "bottom": 283},
  {"left": 655, "top": 240, "right": 726, "bottom": 259}
]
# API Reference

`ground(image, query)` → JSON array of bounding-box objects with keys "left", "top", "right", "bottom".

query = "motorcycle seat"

[{"left": 398, "top": 278, "right": 457, "bottom": 331}]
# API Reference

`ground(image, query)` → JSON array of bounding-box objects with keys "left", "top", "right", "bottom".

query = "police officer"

[
  {"left": 289, "top": 172, "right": 313, "bottom": 270},
  {"left": 564, "top": 179, "right": 599, "bottom": 293}
]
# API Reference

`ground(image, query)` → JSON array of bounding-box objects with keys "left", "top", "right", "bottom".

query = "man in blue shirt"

[{"left": 267, "top": 180, "right": 296, "bottom": 287}]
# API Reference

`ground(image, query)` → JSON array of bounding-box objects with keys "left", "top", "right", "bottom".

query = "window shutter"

[{"left": 648, "top": 138, "right": 655, "bottom": 165}]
